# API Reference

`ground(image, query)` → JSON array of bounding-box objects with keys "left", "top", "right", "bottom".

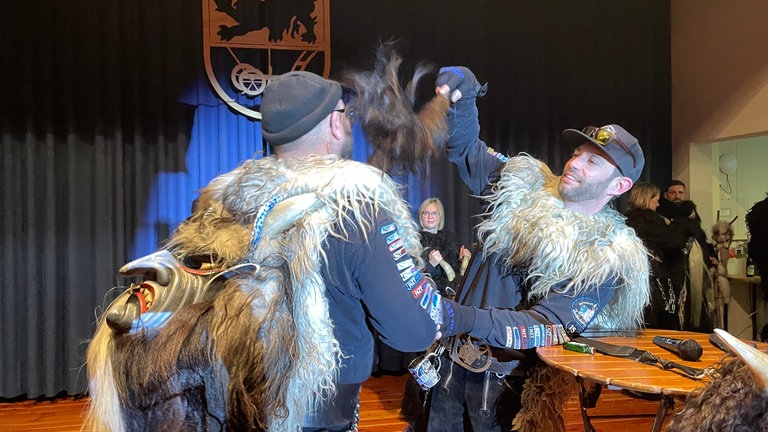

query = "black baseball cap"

[{"left": 562, "top": 124, "right": 645, "bottom": 183}]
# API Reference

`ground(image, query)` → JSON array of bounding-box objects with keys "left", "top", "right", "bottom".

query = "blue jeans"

[{"left": 426, "top": 358, "right": 509, "bottom": 432}]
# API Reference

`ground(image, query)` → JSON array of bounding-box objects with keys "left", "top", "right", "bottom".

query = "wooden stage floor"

[{"left": 1, "top": 373, "right": 672, "bottom": 431}]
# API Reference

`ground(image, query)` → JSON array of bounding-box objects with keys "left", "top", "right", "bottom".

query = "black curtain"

[{"left": 0, "top": 0, "right": 670, "bottom": 398}]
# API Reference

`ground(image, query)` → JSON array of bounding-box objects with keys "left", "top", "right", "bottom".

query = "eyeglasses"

[
  {"left": 581, "top": 126, "right": 637, "bottom": 172},
  {"left": 333, "top": 106, "right": 356, "bottom": 121},
  {"left": 422, "top": 211, "right": 439, "bottom": 217},
  {"left": 333, "top": 86, "right": 357, "bottom": 119}
]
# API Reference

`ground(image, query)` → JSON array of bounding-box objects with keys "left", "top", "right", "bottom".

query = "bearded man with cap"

[{"left": 416, "top": 67, "right": 651, "bottom": 432}]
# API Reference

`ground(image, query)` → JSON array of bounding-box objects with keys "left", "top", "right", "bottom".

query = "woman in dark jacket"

[
  {"left": 416, "top": 197, "right": 471, "bottom": 298},
  {"left": 626, "top": 182, "right": 695, "bottom": 330}
]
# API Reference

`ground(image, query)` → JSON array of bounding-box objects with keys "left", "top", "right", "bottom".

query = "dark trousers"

[
  {"left": 302, "top": 383, "right": 361, "bottom": 432},
  {"left": 426, "top": 359, "right": 510, "bottom": 432}
]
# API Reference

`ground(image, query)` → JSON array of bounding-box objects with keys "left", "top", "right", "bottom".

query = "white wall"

[{"left": 716, "top": 136, "right": 768, "bottom": 240}]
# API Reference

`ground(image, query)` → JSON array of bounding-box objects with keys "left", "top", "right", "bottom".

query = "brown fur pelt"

[
  {"left": 84, "top": 156, "right": 424, "bottom": 432},
  {"left": 667, "top": 355, "right": 768, "bottom": 431},
  {"left": 511, "top": 362, "right": 578, "bottom": 432},
  {"left": 339, "top": 43, "right": 448, "bottom": 175},
  {"left": 106, "top": 275, "right": 275, "bottom": 431}
]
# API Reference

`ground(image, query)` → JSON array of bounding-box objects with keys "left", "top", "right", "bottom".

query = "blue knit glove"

[{"left": 435, "top": 66, "right": 488, "bottom": 102}]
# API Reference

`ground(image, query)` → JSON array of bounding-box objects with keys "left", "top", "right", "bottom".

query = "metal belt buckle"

[{"left": 450, "top": 333, "right": 492, "bottom": 373}]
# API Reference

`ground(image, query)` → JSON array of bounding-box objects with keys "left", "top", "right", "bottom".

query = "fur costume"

[
  {"left": 477, "top": 154, "right": 650, "bottom": 330},
  {"left": 83, "top": 156, "right": 425, "bottom": 432},
  {"left": 403, "top": 155, "right": 650, "bottom": 432},
  {"left": 475, "top": 155, "right": 649, "bottom": 432},
  {"left": 84, "top": 46, "right": 450, "bottom": 432},
  {"left": 711, "top": 220, "right": 734, "bottom": 329}
]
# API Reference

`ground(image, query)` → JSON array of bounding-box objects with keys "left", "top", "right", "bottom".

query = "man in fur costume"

[
  {"left": 417, "top": 67, "right": 651, "bottom": 432},
  {"left": 84, "top": 58, "right": 452, "bottom": 431}
]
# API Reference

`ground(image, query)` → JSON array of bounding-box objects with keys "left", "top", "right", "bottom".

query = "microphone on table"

[{"left": 652, "top": 335, "right": 703, "bottom": 361}]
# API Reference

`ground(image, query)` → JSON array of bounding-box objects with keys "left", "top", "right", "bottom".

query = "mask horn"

[
  {"left": 260, "top": 192, "right": 327, "bottom": 239},
  {"left": 714, "top": 328, "right": 768, "bottom": 394}
]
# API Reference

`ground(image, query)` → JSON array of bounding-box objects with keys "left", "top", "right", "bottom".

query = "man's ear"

[
  {"left": 611, "top": 176, "right": 634, "bottom": 197},
  {"left": 329, "top": 111, "right": 346, "bottom": 140}
]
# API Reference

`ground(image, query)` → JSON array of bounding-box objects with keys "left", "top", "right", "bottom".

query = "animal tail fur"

[
  {"left": 512, "top": 363, "right": 578, "bottom": 432},
  {"left": 340, "top": 42, "right": 448, "bottom": 175}
]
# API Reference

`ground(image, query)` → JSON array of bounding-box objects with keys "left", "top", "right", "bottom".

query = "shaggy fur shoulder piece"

[
  {"left": 168, "top": 155, "right": 423, "bottom": 267},
  {"left": 476, "top": 154, "right": 650, "bottom": 330},
  {"left": 163, "top": 155, "right": 423, "bottom": 431}
]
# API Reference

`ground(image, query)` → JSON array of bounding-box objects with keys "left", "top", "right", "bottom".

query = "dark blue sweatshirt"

[
  {"left": 322, "top": 214, "right": 439, "bottom": 384},
  {"left": 441, "top": 98, "right": 618, "bottom": 350}
]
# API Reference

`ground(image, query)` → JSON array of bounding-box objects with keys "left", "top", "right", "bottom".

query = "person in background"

[
  {"left": 417, "top": 197, "right": 472, "bottom": 298},
  {"left": 625, "top": 182, "right": 697, "bottom": 330},
  {"left": 746, "top": 194, "right": 768, "bottom": 288},
  {"left": 421, "top": 66, "right": 650, "bottom": 432},
  {"left": 373, "top": 197, "right": 472, "bottom": 378},
  {"left": 657, "top": 179, "right": 717, "bottom": 331},
  {"left": 657, "top": 180, "right": 716, "bottom": 260},
  {"left": 397, "top": 198, "right": 472, "bottom": 432},
  {"left": 658, "top": 180, "right": 690, "bottom": 217}
]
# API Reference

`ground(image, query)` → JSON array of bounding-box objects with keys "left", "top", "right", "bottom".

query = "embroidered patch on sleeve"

[
  {"left": 485, "top": 147, "right": 509, "bottom": 163},
  {"left": 400, "top": 266, "right": 418, "bottom": 281},
  {"left": 392, "top": 248, "right": 408, "bottom": 260},
  {"left": 420, "top": 283, "right": 433, "bottom": 309},
  {"left": 389, "top": 239, "right": 405, "bottom": 252},
  {"left": 405, "top": 272, "right": 423, "bottom": 291},
  {"left": 429, "top": 289, "right": 441, "bottom": 321},
  {"left": 519, "top": 326, "right": 528, "bottom": 349},
  {"left": 380, "top": 223, "right": 396, "bottom": 234},
  {"left": 572, "top": 298, "right": 599, "bottom": 326},
  {"left": 411, "top": 280, "right": 427, "bottom": 299},
  {"left": 568, "top": 297, "right": 599, "bottom": 334},
  {"left": 397, "top": 258, "right": 415, "bottom": 271},
  {"left": 507, "top": 324, "right": 565, "bottom": 349},
  {"left": 385, "top": 232, "right": 400, "bottom": 244}
]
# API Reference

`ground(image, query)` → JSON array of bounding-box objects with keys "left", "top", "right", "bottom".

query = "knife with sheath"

[{"left": 574, "top": 336, "right": 707, "bottom": 380}]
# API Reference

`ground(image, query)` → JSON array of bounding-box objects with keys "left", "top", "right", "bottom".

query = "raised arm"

[{"left": 435, "top": 67, "right": 508, "bottom": 195}]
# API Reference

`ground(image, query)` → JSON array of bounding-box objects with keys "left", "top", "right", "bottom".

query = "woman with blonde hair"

[
  {"left": 625, "top": 182, "right": 694, "bottom": 329},
  {"left": 417, "top": 197, "right": 471, "bottom": 297},
  {"left": 628, "top": 182, "right": 662, "bottom": 212}
]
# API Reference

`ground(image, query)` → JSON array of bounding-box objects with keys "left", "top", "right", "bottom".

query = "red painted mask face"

[{"left": 105, "top": 250, "right": 256, "bottom": 333}]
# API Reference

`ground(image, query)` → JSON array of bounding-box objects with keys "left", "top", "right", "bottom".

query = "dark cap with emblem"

[
  {"left": 562, "top": 124, "right": 645, "bottom": 183},
  {"left": 261, "top": 71, "right": 342, "bottom": 146}
]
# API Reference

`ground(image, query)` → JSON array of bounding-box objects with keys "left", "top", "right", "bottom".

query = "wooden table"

[{"left": 536, "top": 329, "right": 750, "bottom": 432}]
